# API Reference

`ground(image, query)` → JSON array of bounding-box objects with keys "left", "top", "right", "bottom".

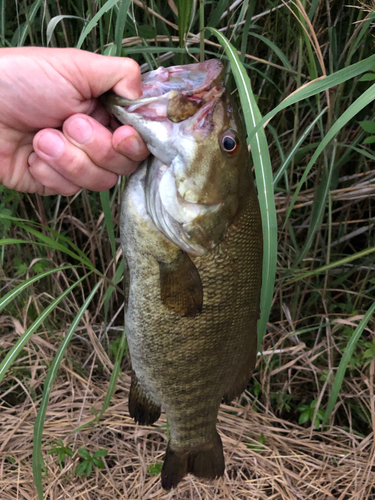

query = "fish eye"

[{"left": 220, "top": 131, "right": 239, "bottom": 156}]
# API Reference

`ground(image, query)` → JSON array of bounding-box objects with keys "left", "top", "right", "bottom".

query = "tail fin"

[{"left": 161, "top": 432, "right": 224, "bottom": 490}]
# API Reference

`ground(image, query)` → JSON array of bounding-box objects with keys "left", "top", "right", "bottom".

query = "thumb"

[{"left": 56, "top": 48, "right": 143, "bottom": 100}]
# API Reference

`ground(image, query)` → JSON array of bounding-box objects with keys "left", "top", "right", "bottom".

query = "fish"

[{"left": 100, "top": 59, "right": 263, "bottom": 490}]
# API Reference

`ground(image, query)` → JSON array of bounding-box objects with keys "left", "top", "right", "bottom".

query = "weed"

[
  {"left": 47, "top": 440, "right": 73, "bottom": 469},
  {"left": 147, "top": 462, "right": 163, "bottom": 476},
  {"left": 76, "top": 448, "right": 108, "bottom": 477}
]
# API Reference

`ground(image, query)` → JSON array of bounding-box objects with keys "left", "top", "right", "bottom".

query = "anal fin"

[
  {"left": 129, "top": 371, "right": 161, "bottom": 425},
  {"left": 159, "top": 251, "right": 203, "bottom": 317}
]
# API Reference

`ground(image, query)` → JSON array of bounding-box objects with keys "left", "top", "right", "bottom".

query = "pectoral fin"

[{"left": 159, "top": 251, "right": 203, "bottom": 317}]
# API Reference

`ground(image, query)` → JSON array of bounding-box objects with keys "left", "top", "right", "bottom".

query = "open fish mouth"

[{"left": 104, "top": 59, "right": 225, "bottom": 127}]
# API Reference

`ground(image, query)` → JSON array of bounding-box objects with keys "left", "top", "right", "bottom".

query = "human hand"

[{"left": 0, "top": 47, "right": 149, "bottom": 196}]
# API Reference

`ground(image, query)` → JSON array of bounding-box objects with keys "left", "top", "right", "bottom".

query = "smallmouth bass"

[{"left": 101, "top": 59, "right": 263, "bottom": 489}]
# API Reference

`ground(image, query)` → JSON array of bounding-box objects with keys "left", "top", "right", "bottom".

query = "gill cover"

[{"left": 145, "top": 158, "right": 221, "bottom": 256}]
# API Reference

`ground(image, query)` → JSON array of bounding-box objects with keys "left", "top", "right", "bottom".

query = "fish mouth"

[
  {"left": 118, "top": 59, "right": 224, "bottom": 101},
  {"left": 101, "top": 59, "right": 225, "bottom": 125}
]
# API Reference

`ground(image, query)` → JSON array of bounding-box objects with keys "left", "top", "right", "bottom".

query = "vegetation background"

[{"left": 1, "top": 0, "right": 375, "bottom": 498}]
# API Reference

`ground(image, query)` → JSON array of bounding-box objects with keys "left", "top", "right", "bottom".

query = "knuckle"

[
  {"left": 62, "top": 155, "right": 86, "bottom": 178},
  {"left": 125, "top": 58, "right": 141, "bottom": 78}
]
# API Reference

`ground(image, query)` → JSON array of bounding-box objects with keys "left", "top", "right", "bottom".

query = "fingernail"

[
  {"left": 37, "top": 131, "right": 64, "bottom": 158},
  {"left": 28, "top": 152, "right": 37, "bottom": 166},
  {"left": 119, "top": 135, "right": 144, "bottom": 156},
  {"left": 65, "top": 117, "right": 93, "bottom": 144}
]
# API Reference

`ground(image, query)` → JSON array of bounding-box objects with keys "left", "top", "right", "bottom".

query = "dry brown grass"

[{"left": 1, "top": 313, "right": 374, "bottom": 500}]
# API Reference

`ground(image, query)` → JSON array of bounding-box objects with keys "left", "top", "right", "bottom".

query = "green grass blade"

[
  {"left": 199, "top": 0, "right": 204, "bottom": 62},
  {"left": 0, "top": 0, "right": 5, "bottom": 44},
  {"left": 100, "top": 190, "right": 117, "bottom": 263},
  {"left": 285, "top": 82, "right": 375, "bottom": 227},
  {"left": 288, "top": 245, "right": 375, "bottom": 283},
  {"left": 322, "top": 302, "right": 375, "bottom": 428},
  {"left": 103, "top": 258, "right": 124, "bottom": 324},
  {"left": 249, "top": 32, "right": 292, "bottom": 70},
  {"left": 206, "top": 0, "right": 228, "bottom": 30},
  {"left": 32, "top": 279, "right": 102, "bottom": 500},
  {"left": 76, "top": 0, "right": 121, "bottom": 49},
  {"left": 247, "top": 54, "right": 375, "bottom": 143},
  {"left": 0, "top": 265, "right": 74, "bottom": 312},
  {"left": 16, "top": 0, "right": 41, "bottom": 46},
  {"left": 292, "top": 140, "right": 336, "bottom": 267},
  {"left": 47, "top": 15, "right": 84, "bottom": 46},
  {"left": 114, "top": 0, "right": 131, "bottom": 56},
  {"left": 0, "top": 238, "right": 40, "bottom": 246},
  {"left": 273, "top": 107, "right": 328, "bottom": 186},
  {"left": 99, "top": 326, "right": 127, "bottom": 419},
  {"left": 208, "top": 28, "right": 277, "bottom": 350},
  {"left": 0, "top": 213, "right": 93, "bottom": 267},
  {"left": 17, "top": 223, "right": 94, "bottom": 268},
  {"left": 176, "top": 0, "right": 194, "bottom": 48},
  {"left": 0, "top": 273, "right": 91, "bottom": 384},
  {"left": 240, "top": 2, "right": 255, "bottom": 64}
]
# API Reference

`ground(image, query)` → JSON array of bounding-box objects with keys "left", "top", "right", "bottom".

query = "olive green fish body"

[{"left": 102, "top": 60, "right": 263, "bottom": 489}]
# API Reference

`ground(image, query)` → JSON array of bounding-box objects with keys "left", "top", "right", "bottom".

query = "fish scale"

[
  {"left": 101, "top": 59, "right": 263, "bottom": 489},
  {"left": 122, "top": 162, "right": 262, "bottom": 481}
]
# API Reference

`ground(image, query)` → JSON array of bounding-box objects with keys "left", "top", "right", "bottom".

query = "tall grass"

[{"left": 1, "top": 1, "right": 375, "bottom": 498}]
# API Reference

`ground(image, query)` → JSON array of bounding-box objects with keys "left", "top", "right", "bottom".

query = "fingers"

[
  {"left": 31, "top": 114, "right": 149, "bottom": 194},
  {"left": 56, "top": 49, "right": 143, "bottom": 100},
  {"left": 63, "top": 114, "right": 149, "bottom": 169},
  {"left": 112, "top": 125, "right": 150, "bottom": 162},
  {"left": 28, "top": 152, "right": 81, "bottom": 196}
]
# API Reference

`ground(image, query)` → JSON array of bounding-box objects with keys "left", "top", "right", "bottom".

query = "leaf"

[
  {"left": 12, "top": 0, "right": 41, "bottom": 46},
  {"left": 115, "top": 0, "right": 131, "bottom": 56},
  {"left": 100, "top": 190, "right": 117, "bottom": 263},
  {"left": 0, "top": 274, "right": 90, "bottom": 385},
  {"left": 0, "top": 265, "right": 74, "bottom": 313},
  {"left": 47, "top": 15, "right": 84, "bottom": 46},
  {"left": 247, "top": 54, "right": 375, "bottom": 142},
  {"left": 93, "top": 458, "right": 105, "bottom": 468},
  {"left": 78, "top": 448, "right": 91, "bottom": 459},
  {"left": 32, "top": 280, "right": 101, "bottom": 500},
  {"left": 86, "top": 461, "right": 93, "bottom": 477},
  {"left": 299, "top": 411, "right": 310, "bottom": 425},
  {"left": 289, "top": 244, "right": 375, "bottom": 283},
  {"left": 286, "top": 82, "right": 375, "bottom": 232},
  {"left": 176, "top": 0, "right": 194, "bottom": 48},
  {"left": 273, "top": 107, "right": 328, "bottom": 185},
  {"left": 76, "top": 0, "right": 121, "bottom": 49},
  {"left": 147, "top": 462, "right": 163, "bottom": 476},
  {"left": 98, "top": 326, "right": 127, "bottom": 419},
  {"left": 358, "top": 120, "right": 375, "bottom": 134},
  {"left": 75, "top": 461, "right": 88, "bottom": 476},
  {"left": 207, "top": 28, "right": 277, "bottom": 350},
  {"left": 359, "top": 73, "right": 375, "bottom": 81},
  {"left": 248, "top": 32, "right": 292, "bottom": 70},
  {"left": 137, "top": 24, "right": 157, "bottom": 39},
  {"left": 93, "top": 449, "right": 108, "bottom": 458},
  {"left": 322, "top": 302, "right": 375, "bottom": 427},
  {"left": 363, "top": 136, "right": 375, "bottom": 144}
]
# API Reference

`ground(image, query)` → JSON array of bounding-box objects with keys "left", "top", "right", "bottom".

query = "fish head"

[{"left": 101, "top": 59, "right": 250, "bottom": 256}]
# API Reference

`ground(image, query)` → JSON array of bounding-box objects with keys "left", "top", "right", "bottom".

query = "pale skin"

[{"left": 0, "top": 47, "right": 150, "bottom": 196}]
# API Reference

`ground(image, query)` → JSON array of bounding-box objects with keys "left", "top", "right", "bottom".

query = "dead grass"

[{"left": 1, "top": 314, "right": 374, "bottom": 500}]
